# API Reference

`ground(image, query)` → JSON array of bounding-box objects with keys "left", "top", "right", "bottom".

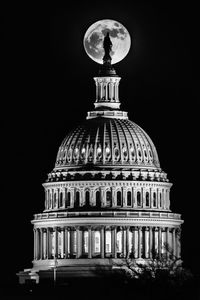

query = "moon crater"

[{"left": 83, "top": 19, "right": 131, "bottom": 64}]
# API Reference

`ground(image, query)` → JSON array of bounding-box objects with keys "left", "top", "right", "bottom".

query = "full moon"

[{"left": 83, "top": 19, "right": 131, "bottom": 65}]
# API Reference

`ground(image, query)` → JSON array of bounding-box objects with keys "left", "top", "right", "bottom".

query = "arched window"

[
  {"left": 67, "top": 192, "right": 71, "bottom": 207},
  {"left": 117, "top": 191, "right": 122, "bottom": 206},
  {"left": 85, "top": 191, "right": 90, "bottom": 207},
  {"left": 94, "top": 231, "right": 101, "bottom": 253},
  {"left": 153, "top": 192, "right": 157, "bottom": 207},
  {"left": 137, "top": 191, "right": 141, "bottom": 206},
  {"left": 106, "top": 191, "right": 112, "bottom": 207},
  {"left": 96, "top": 191, "right": 101, "bottom": 208},
  {"left": 127, "top": 191, "right": 132, "bottom": 206},
  {"left": 75, "top": 191, "right": 80, "bottom": 207},
  {"left": 105, "top": 230, "right": 111, "bottom": 253},
  {"left": 146, "top": 192, "right": 150, "bottom": 207}
]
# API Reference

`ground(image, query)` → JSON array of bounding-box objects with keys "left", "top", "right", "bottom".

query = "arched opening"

[
  {"left": 137, "top": 191, "right": 141, "bottom": 206},
  {"left": 96, "top": 191, "right": 101, "bottom": 208},
  {"left": 106, "top": 191, "right": 112, "bottom": 207},
  {"left": 153, "top": 192, "right": 157, "bottom": 207},
  {"left": 146, "top": 192, "right": 150, "bottom": 207},
  {"left": 85, "top": 191, "right": 90, "bottom": 207},
  {"left": 75, "top": 191, "right": 80, "bottom": 207},
  {"left": 117, "top": 191, "right": 122, "bottom": 206},
  {"left": 127, "top": 191, "right": 132, "bottom": 206}
]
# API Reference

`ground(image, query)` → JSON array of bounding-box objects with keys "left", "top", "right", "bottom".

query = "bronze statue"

[{"left": 103, "top": 32, "right": 112, "bottom": 65}]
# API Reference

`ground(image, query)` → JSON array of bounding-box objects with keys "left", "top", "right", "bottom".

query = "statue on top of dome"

[{"left": 103, "top": 32, "right": 112, "bottom": 65}]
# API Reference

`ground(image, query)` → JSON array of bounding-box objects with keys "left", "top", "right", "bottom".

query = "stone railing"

[{"left": 34, "top": 211, "right": 181, "bottom": 220}]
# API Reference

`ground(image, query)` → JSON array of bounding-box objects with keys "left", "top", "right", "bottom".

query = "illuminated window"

[
  {"left": 58, "top": 231, "right": 64, "bottom": 258},
  {"left": 83, "top": 231, "right": 88, "bottom": 253},
  {"left": 94, "top": 231, "right": 101, "bottom": 253},
  {"left": 130, "top": 146, "right": 135, "bottom": 159},
  {"left": 97, "top": 146, "right": 102, "bottom": 157},
  {"left": 105, "top": 231, "right": 111, "bottom": 253},
  {"left": 117, "top": 231, "right": 122, "bottom": 253}
]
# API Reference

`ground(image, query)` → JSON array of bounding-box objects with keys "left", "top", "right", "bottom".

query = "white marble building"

[{"left": 18, "top": 38, "right": 183, "bottom": 284}]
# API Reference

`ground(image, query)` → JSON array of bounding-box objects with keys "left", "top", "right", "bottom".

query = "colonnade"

[
  {"left": 45, "top": 186, "right": 170, "bottom": 211},
  {"left": 33, "top": 226, "right": 181, "bottom": 261}
]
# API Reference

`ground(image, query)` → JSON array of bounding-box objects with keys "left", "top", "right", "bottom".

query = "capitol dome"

[
  {"left": 55, "top": 117, "right": 160, "bottom": 170},
  {"left": 18, "top": 30, "right": 183, "bottom": 285}
]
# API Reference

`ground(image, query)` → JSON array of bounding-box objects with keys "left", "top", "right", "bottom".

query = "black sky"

[{"left": 2, "top": 1, "right": 199, "bottom": 286}]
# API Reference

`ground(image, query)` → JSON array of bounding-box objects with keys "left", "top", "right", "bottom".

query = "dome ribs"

[
  {"left": 116, "top": 119, "right": 130, "bottom": 163},
  {"left": 54, "top": 117, "right": 160, "bottom": 170},
  {"left": 93, "top": 125, "right": 100, "bottom": 164},
  {"left": 109, "top": 119, "right": 114, "bottom": 164},
  {"left": 112, "top": 118, "right": 122, "bottom": 164}
]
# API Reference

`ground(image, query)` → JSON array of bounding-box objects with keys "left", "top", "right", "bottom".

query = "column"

[
  {"left": 76, "top": 227, "right": 81, "bottom": 258},
  {"left": 166, "top": 227, "right": 169, "bottom": 259},
  {"left": 88, "top": 227, "right": 92, "bottom": 259},
  {"left": 177, "top": 228, "right": 181, "bottom": 258},
  {"left": 111, "top": 227, "right": 117, "bottom": 258},
  {"left": 158, "top": 227, "right": 162, "bottom": 259},
  {"left": 54, "top": 227, "right": 58, "bottom": 258},
  {"left": 138, "top": 227, "right": 141, "bottom": 258},
  {"left": 33, "top": 229, "right": 36, "bottom": 260},
  {"left": 122, "top": 227, "right": 126, "bottom": 257},
  {"left": 144, "top": 227, "right": 148, "bottom": 258},
  {"left": 126, "top": 227, "right": 130, "bottom": 257},
  {"left": 132, "top": 227, "right": 135, "bottom": 258},
  {"left": 172, "top": 228, "right": 176, "bottom": 257},
  {"left": 64, "top": 227, "right": 69, "bottom": 258},
  {"left": 40, "top": 228, "right": 43, "bottom": 259},
  {"left": 46, "top": 228, "right": 50, "bottom": 259},
  {"left": 149, "top": 226, "right": 153, "bottom": 259},
  {"left": 101, "top": 227, "right": 105, "bottom": 258},
  {"left": 35, "top": 229, "right": 38, "bottom": 260}
]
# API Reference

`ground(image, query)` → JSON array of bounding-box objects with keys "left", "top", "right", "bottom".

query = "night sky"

[{"left": 2, "top": 1, "right": 198, "bottom": 287}]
